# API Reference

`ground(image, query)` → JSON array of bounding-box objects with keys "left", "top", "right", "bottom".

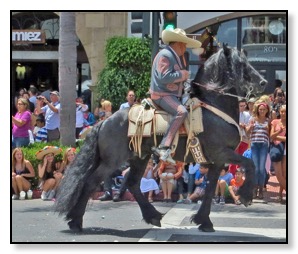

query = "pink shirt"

[
  {"left": 271, "top": 119, "right": 286, "bottom": 145},
  {"left": 12, "top": 111, "right": 31, "bottom": 138}
]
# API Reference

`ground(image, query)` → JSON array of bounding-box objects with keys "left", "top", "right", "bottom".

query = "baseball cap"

[
  {"left": 247, "top": 97, "right": 256, "bottom": 103},
  {"left": 50, "top": 91, "right": 60, "bottom": 97}
]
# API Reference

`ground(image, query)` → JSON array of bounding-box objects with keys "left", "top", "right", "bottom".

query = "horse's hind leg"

[
  {"left": 66, "top": 168, "right": 102, "bottom": 232},
  {"left": 127, "top": 155, "right": 163, "bottom": 227}
]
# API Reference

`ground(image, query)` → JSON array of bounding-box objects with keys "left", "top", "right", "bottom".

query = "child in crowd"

[
  {"left": 184, "top": 163, "right": 209, "bottom": 204},
  {"left": 34, "top": 115, "right": 47, "bottom": 142},
  {"left": 228, "top": 167, "right": 245, "bottom": 205},
  {"left": 213, "top": 164, "right": 234, "bottom": 205},
  {"left": 140, "top": 158, "right": 159, "bottom": 203}
]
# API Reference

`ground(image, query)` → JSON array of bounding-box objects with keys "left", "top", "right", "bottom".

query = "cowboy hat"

[
  {"left": 35, "top": 146, "right": 62, "bottom": 160},
  {"left": 162, "top": 28, "right": 202, "bottom": 49}
]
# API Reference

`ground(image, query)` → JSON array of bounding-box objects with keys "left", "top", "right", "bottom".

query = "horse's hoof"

[
  {"left": 68, "top": 220, "right": 83, "bottom": 233},
  {"left": 151, "top": 218, "right": 161, "bottom": 227},
  {"left": 198, "top": 224, "right": 215, "bottom": 232}
]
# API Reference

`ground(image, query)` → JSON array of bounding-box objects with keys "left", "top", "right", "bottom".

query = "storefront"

[
  {"left": 11, "top": 12, "right": 90, "bottom": 97},
  {"left": 185, "top": 12, "right": 287, "bottom": 93}
]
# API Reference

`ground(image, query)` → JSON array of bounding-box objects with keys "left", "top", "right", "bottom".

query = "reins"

[{"left": 191, "top": 81, "right": 254, "bottom": 101}]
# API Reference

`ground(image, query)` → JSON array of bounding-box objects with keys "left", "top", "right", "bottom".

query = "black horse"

[{"left": 54, "top": 44, "right": 267, "bottom": 233}]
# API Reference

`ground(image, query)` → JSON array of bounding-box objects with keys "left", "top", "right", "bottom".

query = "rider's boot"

[{"left": 151, "top": 146, "right": 175, "bottom": 164}]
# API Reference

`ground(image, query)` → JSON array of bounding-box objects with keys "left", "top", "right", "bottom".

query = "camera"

[{"left": 37, "top": 96, "right": 43, "bottom": 100}]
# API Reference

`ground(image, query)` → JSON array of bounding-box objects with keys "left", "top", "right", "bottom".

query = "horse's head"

[
  {"left": 222, "top": 44, "right": 267, "bottom": 96},
  {"left": 193, "top": 44, "right": 267, "bottom": 98}
]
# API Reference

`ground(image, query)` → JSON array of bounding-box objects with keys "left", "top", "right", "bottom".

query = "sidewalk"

[
  {"left": 91, "top": 174, "right": 286, "bottom": 204},
  {"left": 263, "top": 174, "right": 286, "bottom": 203}
]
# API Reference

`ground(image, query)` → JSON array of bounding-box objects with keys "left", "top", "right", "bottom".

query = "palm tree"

[{"left": 59, "top": 12, "right": 77, "bottom": 146}]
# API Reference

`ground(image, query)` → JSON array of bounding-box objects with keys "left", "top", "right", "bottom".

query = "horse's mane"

[{"left": 196, "top": 45, "right": 252, "bottom": 95}]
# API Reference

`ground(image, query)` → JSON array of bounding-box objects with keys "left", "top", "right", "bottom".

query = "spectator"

[
  {"left": 12, "top": 98, "right": 32, "bottom": 149},
  {"left": 229, "top": 98, "right": 251, "bottom": 176},
  {"left": 98, "top": 163, "right": 130, "bottom": 202},
  {"left": 34, "top": 115, "right": 47, "bottom": 143},
  {"left": 36, "top": 146, "right": 63, "bottom": 200},
  {"left": 59, "top": 148, "right": 77, "bottom": 174},
  {"left": 81, "top": 87, "right": 92, "bottom": 110},
  {"left": 158, "top": 159, "right": 184, "bottom": 202},
  {"left": 101, "top": 100, "right": 113, "bottom": 120},
  {"left": 140, "top": 157, "right": 160, "bottom": 203},
  {"left": 271, "top": 88, "right": 286, "bottom": 120},
  {"left": 12, "top": 148, "right": 35, "bottom": 200},
  {"left": 22, "top": 92, "right": 35, "bottom": 113},
  {"left": 246, "top": 101, "right": 270, "bottom": 199},
  {"left": 75, "top": 97, "right": 88, "bottom": 139},
  {"left": 119, "top": 90, "right": 136, "bottom": 110},
  {"left": 213, "top": 164, "right": 234, "bottom": 205},
  {"left": 35, "top": 91, "right": 61, "bottom": 142},
  {"left": 269, "top": 104, "right": 286, "bottom": 203},
  {"left": 41, "top": 83, "right": 53, "bottom": 102},
  {"left": 28, "top": 86, "right": 38, "bottom": 108},
  {"left": 83, "top": 108, "right": 97, "bottom": 127},
  {"left": 94, "top": 98, "right": 105, "bottom": 121},
  {"left": 184, "top": 163, "right": 209, "bottom": 204},
  {"left": 247, "top": 97, "right": 256, "bottom": 117},
  {"left": 182, "top": 162, "right": 199, "bottom": 203},
  {"left": 228, "top": 167, "right": 245, "bottom": 205}
]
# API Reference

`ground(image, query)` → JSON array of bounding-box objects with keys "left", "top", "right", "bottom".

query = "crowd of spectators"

[{"left": 12, "top": 81, "right": 287, "bottom": 205}]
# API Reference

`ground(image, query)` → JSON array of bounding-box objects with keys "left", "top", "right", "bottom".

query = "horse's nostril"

[{"left": 260, "top": 80, "right": 267, "bottom": 86}]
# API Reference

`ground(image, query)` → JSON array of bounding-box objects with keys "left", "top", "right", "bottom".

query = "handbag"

[{"left": 269, "top": 142, "right": 285, "bottom": 162}]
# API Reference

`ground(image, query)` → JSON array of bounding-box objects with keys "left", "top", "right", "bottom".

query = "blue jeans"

[
  {"left": 251, "top": 142, "right": 269, "bottom": 186},
  {"left": 12, "top": 136, "right": 30, "bottom": 149},
  {"left": 187, "top": 173, "right": 196, "bottom": 195}
]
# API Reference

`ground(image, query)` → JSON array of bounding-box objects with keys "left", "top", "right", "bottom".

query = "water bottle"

[{"left": 27, "top": 190, "right": 33, "bottom": 199}]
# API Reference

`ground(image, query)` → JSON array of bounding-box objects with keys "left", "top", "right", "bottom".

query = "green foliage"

[
  {"left": 20, "top": 141, "right": 81, "bottom": 190},
  {"left": 96, "top": 36, "right": 152, "bottom": 110}
]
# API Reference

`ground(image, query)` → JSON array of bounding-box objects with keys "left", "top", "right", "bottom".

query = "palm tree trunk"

[{"left": 59, "top": 12, "right": 77, "bottom": 146}]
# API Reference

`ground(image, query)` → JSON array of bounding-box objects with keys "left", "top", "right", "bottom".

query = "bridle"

[{"left": 191, "top": 81, "right": 254, "bottom": 101}]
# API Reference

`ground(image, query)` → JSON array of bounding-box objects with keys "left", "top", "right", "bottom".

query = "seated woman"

[
  {"left": 36, "top": 146, "right": 62, "bottom": 200},
  {"left": 12, "top": 148, "right": 35, "bottom": 200},
  {"left": 158, "top": 159, "right": 184, "bottom": 203},
  {"left": 59, "top": 147, "right": 76, "bottom": 174},
  {"left": 140, "top": 157, "right": 159, "bottom": 203}
]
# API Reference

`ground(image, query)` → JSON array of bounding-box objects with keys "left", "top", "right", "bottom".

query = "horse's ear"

[{"left": 223, "top": 43, "right": 230, "bottom": 56}]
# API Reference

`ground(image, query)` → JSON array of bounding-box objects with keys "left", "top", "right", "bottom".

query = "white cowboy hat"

[
  {"left": 162, "top": 28, "right": 202, "bottom": 49},
  {"left": 35, "top": 146, "right": 62, "bottom": 160}
]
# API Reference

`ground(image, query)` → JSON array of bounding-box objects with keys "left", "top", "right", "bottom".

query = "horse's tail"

[{"left": 54, "top": 122, "right": 103, "bottom": 216}]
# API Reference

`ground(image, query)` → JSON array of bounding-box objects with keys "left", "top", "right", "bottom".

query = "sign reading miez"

[{"left": 12, "top": 30, "right": 46, "bottom": 44}]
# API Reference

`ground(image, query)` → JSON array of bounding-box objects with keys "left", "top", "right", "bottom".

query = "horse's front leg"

[
  {"left": 191, "top": 163, "right": 220, "bottom": 232},
  {"left": 237, "top": 157, "right": 255, "bottom": 206},
  {"left": 127, "top": 156, "right": 164, "bottom": 227},
  {"left": 224, "top": 150, "right": 255, "bottom": 206}
]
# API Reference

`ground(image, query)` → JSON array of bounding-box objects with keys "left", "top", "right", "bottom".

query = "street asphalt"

[{"left": 11, "top": 197, "right": 287, "bottom": 243}]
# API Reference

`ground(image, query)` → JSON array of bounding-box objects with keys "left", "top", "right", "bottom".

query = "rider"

[{"left": 149, "top": 28, "right": 203, "bottom": 164}]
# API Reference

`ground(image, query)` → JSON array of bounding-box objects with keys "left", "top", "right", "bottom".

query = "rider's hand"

[{"left": 180, "top": 70, "right": 189, "bottom": 81}]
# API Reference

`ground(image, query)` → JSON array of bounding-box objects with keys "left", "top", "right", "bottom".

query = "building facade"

[{"left": 12, "top": 12, "right": 286, "bottom": 110}]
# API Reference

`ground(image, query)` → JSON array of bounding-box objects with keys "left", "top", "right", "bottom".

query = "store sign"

[
  {"left": 243, "top": 44, "right": 286, "bottom": 62},
  {"left": 12, "top": 30, "right": 45, "bottom": 44}
]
